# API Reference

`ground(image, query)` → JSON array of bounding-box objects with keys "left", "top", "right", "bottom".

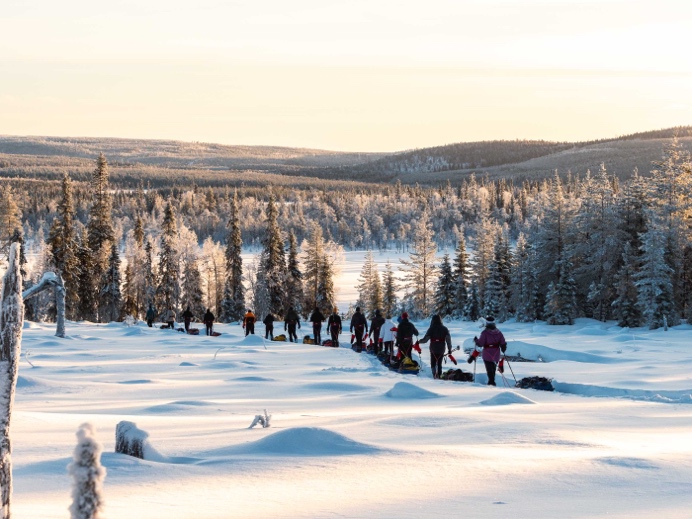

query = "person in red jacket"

[
  {"left": 470, "top": 316, "right": 507, "bottom": 386},
  {"left": 243, "top": 309, "right": 256, "bottom": 336}
]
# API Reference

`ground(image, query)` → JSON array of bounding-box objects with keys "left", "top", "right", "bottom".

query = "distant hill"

[{"left": 1, "top": 126, "right": 690, "bottom": 187}]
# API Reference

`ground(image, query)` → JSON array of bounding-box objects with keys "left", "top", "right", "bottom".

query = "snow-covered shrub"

[
  {"left": 115, "top": 421, "right": 149, "bottom": 459},
  {"left": 68, "top": 423, "right": 106, "bottom": 519}
]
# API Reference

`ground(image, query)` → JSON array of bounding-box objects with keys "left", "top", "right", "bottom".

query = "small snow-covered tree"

[
  {"left": 543, "top": 259, "right": 577, "bottom": 325},
  {"left": 463, "top": 280, "right": 481, "bottom": 321},
  {"left": 181, "top": 254, "right": 205, "bottom": 320},
  {"left": 434, "top": 254, "right": 455, "bottom": 318},
  {"left": 69, "top": 423, "right": 106, "bottom": 519},
  {"left": 636, "top": 221, "right": 676, "bottom": 329},
  {"left": 611, "top": 242, "right": 641, "bottom": 328},
  {"left": 382, "top": 261, "right": 398, "bottom": 318}
]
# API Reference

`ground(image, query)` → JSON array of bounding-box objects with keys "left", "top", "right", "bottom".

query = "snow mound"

[
  {"left": 232, "top": 376, "right": 275, "bottom": 382},
  {"left": 145, "top": 400, "right": 215, "bottom": 413},
  {"left": 123, "top": 327, "right": 147, "bottom": 336},
  {"left": 239, "top": 335, "right": 266, "bottom": 346},
  {"left": 384, "top": 382, "right": 442, "bottom": 400},
  {"left": 179, "top": 362, "right": 199, "bottom": 367},
  {"left": 480, "top": 392, "right": 536, "bottom": 406},
  {"left": 302, "top": 382, "right": 370, "bottom": 392},
  {"left": 118, "top": 379, "right": 154, "bottom": 385},
  {"left": 504, "top": 340, "right": 625, "bottom": 364},
  {"left": 230, "top": 427, "right": 379, "bottom": 456},
  {"left": 22, "top": 321, "right": 41, "bottom": 329},
  {"left": 17, "top": 376, "right": 43, "bottom": 389}
]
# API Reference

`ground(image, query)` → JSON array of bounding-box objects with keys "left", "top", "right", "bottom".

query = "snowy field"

[{"left": 13, "top": 317, "right": 692, "bottom": 518}]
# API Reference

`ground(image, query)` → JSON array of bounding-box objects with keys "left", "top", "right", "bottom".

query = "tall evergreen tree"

[
  {"left": 181, "top": 254, "right": 205, "bottom": 319},
  {"left": 156, "top": 201, "right": 180, "bottom": 312},
  {"left": 76, "top": 231, "right": 97, "bottom": 322},
  {"left": 143, "top": 239, "right": 157, "bottom": 310},
  {"left": 611, "top": 242, "right": 641, "bottom": 327},
  {"left": 400, "top": 212, "right": 437, "bottom": 318},
  {"left": 48, "top": 173, "right": 80, "bottom": 320},
  {"left": 256, "top": 193, "right": 287, "bottom": 316},
  {"left": 382, "top": 261, "right": 398, "bottom": 318},
  {"left": 284, "top": 231, "right": 303, "bottom": 317},
  {"left": 463, "top": 281, "right": 481, "bottom": 321},
  {"left": 86, "top": 153, "right": 115, "bottom": 278},
  {"left": 543, "top": 259, "right": 577, "bottom": 325},
  {"left": 434, "top": 254, "right": 455, "bottom": 318},
  {"left": 452, "top": 234, "right": 469, "bottom": 317},
  {"left": 356, "top": 251, "right": 380, "bottom": 316},
  {"left": 636, "top": 220, "right": 676, "bottom": 329},
  {"left": 0, "top": 185, "right": 22, "bottom": 263},
  {"left": 511, "top": 233, "right": 539, "bottom": 322},
  {"left": 220, "top": 191, "right": 245, "bottom": 322},
  {"left": 99, "top": 243, "right": 122, "bottom": 322},
  {"left": 302, "top": 223, "right": 334, "bottom": 315}
]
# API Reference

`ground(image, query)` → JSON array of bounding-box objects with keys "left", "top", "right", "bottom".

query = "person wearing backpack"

[
  {"left": 163, "top": 307, "right": 176, "bottom": 330},
  {"left": 381, "top": 315, "right": 397, "bottom": 358},
  {"left": 396, "top": 312, "right": 418, "bottom": 360},
  {"left": 309, "top": 306, "right": 325, "bottom": 345},
  {"left": 145, "top": 304, "right": 157, "bottom": 328},
  {"left": 263, "top": 313, "right": 276, "bottom": 340},
  {"left": 327, "top": 307, "right": 342, "bottom": 347},
  {"left": 243, "top": 309, "right": 256, "bottom": 336},
  {"left": 349, "top": 307, "right": 369, "bottom": 353},
  {"left": 420, "top": 314, "right": 453, "bottom": 379},
  {"left": 370, "top": 309, "right": 385, "bottom": 354},
  {"left": 203, "top": 308, "right": 215, "bottom": 336},
  {"left": 470, "top": 316, "right": 507, "bottom": 386},
  {"left": 284, "top": 306, "right": 301, "bottom": 342}
]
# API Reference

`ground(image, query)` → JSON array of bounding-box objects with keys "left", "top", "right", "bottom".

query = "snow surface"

[{"left": 11, "top": 317, "right": 692, "bottom": 518}]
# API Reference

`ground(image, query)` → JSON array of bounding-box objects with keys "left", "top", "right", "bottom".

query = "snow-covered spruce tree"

[
  {"left": 76, "top": 231, "right": 97, "bottom": 322},
  {"left": 399, "top": 212, "right": 437, "bottom": 318},
  {"left": 48, "top": 173, "right": 81, "bottom": 320},
  {"left": 370, "top": 268, "right": 383, "bottom": 316},
  {"left": 356, "top": 251, "right": 379, "bottom": 316},
  {"left": 121, "top": 261, "right": 138, "bottom": 319},
  {"left": 99, "top": 243, "right": 122, "bottom": 322},
  {"left": 482, "top": 228, "right": 513, "bottom": 321},
  {"left": 283, "top": 232, "right": 303, "bottom": 318},
  {"left": 143, "top": 239, "right": 157, "bottom": 310},
  {"left": 434, "top": 254, "right": 455, "bottom": 318},
  {"left": 68, "top": 423, "right": 106, "bottom": 519},
  {"left": 156, "top": 201, "right": 180, "bottom": 313},
  {"left": 133, "top": 215, "right": 145, "bottom": 248},
  {"left": 636, "top": 219, "right": 676, "bottom": 329},
  {"left": 301, "top": 223, "right": 335, "bottom": 315},
  {"left": 220, "top": 191, "right": 245, "bottom": 322},
  {"left": 510, "top": 233, "right": 539, "bottom": 322},
  {"left": 86, "top": 153, "right": 115, "bottom": 321},
  {"left": 0, "top": 243, "right": 24, "bottom": 519},
  {"left": 257, "top": 193, "right": 287, "bottom": 317},
  {"left": 382, "top": 261, "right": 398, "bottom": 318},
  {"left": 181, "top": 254, "right": 205, "bottom": 320},
  {"left": 463, "top": 280, "right": 481, "bottom": 321},
  {"left": 451, "top": 234, "right": 469, "bottom": 317},
  {"left": 0, "top": 185, "right": 22, "bottom": 264},
  {"left": 543, "top": 259, "right": 577, "bottom": 325},
  {"left": 470, "top": 216, "right": 498, "bottom": 308},
  {"left": 611, "top": 242, "right": 641, "bottom": 328}
]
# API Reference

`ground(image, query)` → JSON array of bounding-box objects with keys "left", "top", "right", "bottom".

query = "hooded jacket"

[{"left": 476, "top": 326, "right": 506, "bottom": 363}]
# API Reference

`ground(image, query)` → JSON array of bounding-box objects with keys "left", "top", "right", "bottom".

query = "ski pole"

[{"left": 504, "top": 355, "right": 517, "bottom": 384}]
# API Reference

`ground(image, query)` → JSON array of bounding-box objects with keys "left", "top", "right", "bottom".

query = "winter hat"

[
  {"left": 401, "top": 312, "right": 409, "bottom": 320},
  {"left": 485, "top": 316, "right": 496, "bottom": 327},
  {"left": 356, "top": 306, "right": 361, "bottom": 312}
]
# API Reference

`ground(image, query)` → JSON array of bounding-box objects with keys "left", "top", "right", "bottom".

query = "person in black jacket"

[
  {"left": 263, "top": 313, "right": 275, "bottom": 340},
  {"left": 203, "top": 308, "right": 215, "bottom": 336},
  {"left": 182, "top": 306, "right": 194, "bottom": 332},
  {"left": 396, "top": 312, "right": 419, "bottom": 360},
  {"left": 284, "top": 306, "right": 301, "bottom": 342},
  {"left": 370, "top": 309, "right": 385, "bottom": 354},
  {"left": 327, "top": 307, "right": 342, "bottom": 346},
  {"left": 420, "top": 314, "right": 453, "bottom": 379},
  {"left": 309, "top": 306, "right": 325, "bottom": 344},
  {"left": 350, "top": 307, "right": 369, "bottom": 353}
]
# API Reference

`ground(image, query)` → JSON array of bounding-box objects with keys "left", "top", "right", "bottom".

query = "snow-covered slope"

[{"left": 12, "top": 317, "right": 692, "bottom": 518}]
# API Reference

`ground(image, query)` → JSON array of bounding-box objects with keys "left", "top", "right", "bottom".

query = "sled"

[
  {"left": 272, "top": 334, "right": 287, "bottom": 342},
  {"left": 321, "top": 340, "right": 338, "bottom": 347},
  {"left": 516, "top": 376, "right": 554, "bottom": 391},
  {"left": 187, "top": 328, "right": 200, "bottom": 335},
  {"left": 211, "top": 331, "right": 222, "bottom": 337},
  {"left": 303, "top": 335, "right": 315, "bottom": 345},
  {"left": 440, "top": 368, "right": 474, "bottom": 382}
]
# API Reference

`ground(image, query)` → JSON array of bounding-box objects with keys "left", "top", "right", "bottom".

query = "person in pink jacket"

[{"left": 471, "top": 316, "right": 507, "bottom": 386}]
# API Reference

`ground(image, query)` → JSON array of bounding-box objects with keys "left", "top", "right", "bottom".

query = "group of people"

[
  {"left": 146, "top": 302, "right": 507, "bottom": 384},
  {"left": 145, "top": 304, "right": 217, "bottom": 336}
]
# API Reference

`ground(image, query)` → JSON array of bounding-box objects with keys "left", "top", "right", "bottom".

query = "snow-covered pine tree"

[
  {"left": 257, "top": 193, "right": 287, "bottom": 316},
  {"left": 611, "top": 242, "right": 641, "bottom": 327},
  {"left": 156, "top": 201, "right": 180, "bottom": 312},
  {"left": 99, "top": 243, "right": 122, "bottom": 322},
  {"left": 471, "top": 216, "right": 498, "bottom": 308},
  {"left": 382, "top": 261, "right": 398, "bottom": 318},
  {"left": 121, "top": 261, "right": 138, "bottom": 319},
  {"left": 133, "top": 215, "right": 145, "bottom": 248},
  {"left": 68, "top": 423, "right": 106, "bottom": 519},
  {"left": 302, "top": 223, "right": 335, "bottom": 315},
  {"left": 434, "top": 253, "right": 455, "bottom": 318},
  {"left": 0, "top": 243, "right": 24, "bottom": 519},
  {"left": 181, "top": 253, "right": 205, "bottom": 320},
  {"left": 451, "top": 234, "right": 469, "bottom": 317},
  {"left": 86, "top": 153, "right": 115, "bottom": 320},
  {"left": 47, "top": 172, "right": 80, "bottom": 320},
  {"left": 399, "top": 212, "right": 437, "bottom": 318},
  {"left": 284, "top": 231, "right": 303, "bottom": 317},
  {"left": 0, "top": 186, "right": 22, "bottom": 264},
  {"left": 636, "top": 219, "right": 677, "bottom": 329},
  {"left": 370, "top": 268, "right": 383, "bottom": 316},
  {"left": 543, "top": 259, "right": 577, "bottom": 325},
  {"left": 511, "top": 233, "right": 539, "bottom": 322},
  {"left": 220, "top": 191, "right": 245, "bottom": 322},
  {"left": 356, "top": 251, "right": 377, "bottom": 316}
]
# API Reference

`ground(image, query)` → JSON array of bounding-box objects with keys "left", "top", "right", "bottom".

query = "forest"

[{"left": 0, "top": 132, "right": 690, "bottom": 332}]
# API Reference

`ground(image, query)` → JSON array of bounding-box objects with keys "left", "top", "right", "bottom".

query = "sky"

[{"left": 2, "top": 0, "right": 692, "bottom": 152}]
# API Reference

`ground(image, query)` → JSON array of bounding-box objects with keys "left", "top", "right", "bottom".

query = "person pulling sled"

[
  {"left": 309, "top": 306, "right": 325, "bottom": 345},
  {"left": 243, "top": 309, "right": 256, "bottom": 336},
  {"left": 370, "top": 309, "right": 385, "bottom": 354},
  {"left": 396, "top": 312, "right": 418, "bottom": 360},
  {"left": 350, "top": 307, "right": 368, "bottom": 352},
  {"left": 284, "top": 306, "right": 301, "bottom": 342},
  {"left": 468, "top": 316, "right": 507, "bottom": 386},
  {"left": 203, "top": 308, "right": 215, "bottom": 336},
  {"left": 419, "top": 314, "right": 452, "bottom": 379},
  {"left": 263, "top": 312, "right": 275, "bottom": 340},
  {"left": 327, "top": 308, "right": 342, "bottom": 347}
]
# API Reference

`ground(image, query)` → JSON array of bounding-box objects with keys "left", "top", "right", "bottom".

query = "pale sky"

[{"left": 2, "top": 0, "right": 691, "bottom": 151}]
